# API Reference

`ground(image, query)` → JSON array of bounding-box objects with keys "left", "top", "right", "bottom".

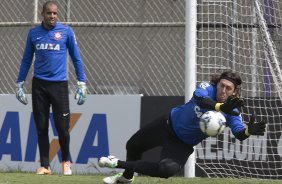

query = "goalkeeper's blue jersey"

[
  {"left": 170, "top": 82, "right": 245, "bottom": 146},
  {"left": 17, "top": 22, "right": 86, "bottom": 82}
]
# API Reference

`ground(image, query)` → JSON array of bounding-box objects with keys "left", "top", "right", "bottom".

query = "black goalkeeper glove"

[
  {"left": 245, "top": 115, "right": 267, "bottom": 136},
  {"left": 215, "top": 96, "right": 244, "bottom": 116}
]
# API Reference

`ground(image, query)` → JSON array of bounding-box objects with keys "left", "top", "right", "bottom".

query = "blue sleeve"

[
  {"left": 67, "top": 27, "right": 86, "bottom": 82},
  {"left": 226, "top": 112, "right": 249, "bottom": 141},
  {"left": 193, "top": 82, "right": 214, "bottom": 98},
  {"left": 17, "top": 30, "right": 34, "bottom": 82},
  {"left": 226, "top": 113, "right": 246, "bottom": 134}
]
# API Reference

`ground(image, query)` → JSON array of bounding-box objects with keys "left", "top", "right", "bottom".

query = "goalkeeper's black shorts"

[{"left": 126, "top": 114, "right": 194, "bottom": 166}]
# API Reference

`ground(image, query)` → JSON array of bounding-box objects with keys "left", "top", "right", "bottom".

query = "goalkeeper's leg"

[
  {"left": 50, "top": 81, "right": 70, "bottom": 163},
  {"left": 32, "top": 77, "right": 52, "bottom": 169},
  {"left": 116, "top": 117, "right": 194, "bottom": 178},
  {"left": 121, "top": 115, "right": 168, "bottom": 179}
]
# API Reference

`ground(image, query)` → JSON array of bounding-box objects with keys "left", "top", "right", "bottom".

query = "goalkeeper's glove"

[
  {"left": 16, "top": 81, "right": 28, "bottom": 105},
  {"left": 75, "top": 81, "right": 87, "bottom": 105},
  {"left": 215, "top": 96, "right": 244, "bottom": 116},
  {"left": 245, "top": 115, "right": 266, "bottom": 136}
]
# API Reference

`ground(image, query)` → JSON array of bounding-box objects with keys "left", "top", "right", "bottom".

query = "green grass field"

[{"left": 1, "top": 172, "right": 282, "bottom": 184}]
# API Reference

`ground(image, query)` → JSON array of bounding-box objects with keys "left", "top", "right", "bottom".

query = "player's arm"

[
  {"left": 67, "top": 27, "right": 87, "bottom": 105},
  {"left": 17, "top": 30, "right": 35, "bottom": 82},
  {"left": 193, "top": 82, "right": 219, "bottom": 110},
  {"left": 194, "top": 95, "right": 244, "bottom": 116},
  {"left": 194, "top": 94, "right": 217, "bottom": 110},
  {"left": 232, "top": 115, "right": 267, "bottom": 141},
  {"left": 67, "top": 26, "right": 86, "bottom": 82},
  {"left": 16, "top": 30, "right": 35, "bottom": 105}
]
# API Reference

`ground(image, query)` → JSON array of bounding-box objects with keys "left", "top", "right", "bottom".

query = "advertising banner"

[{"left": 0, "top": 95, "right": 141, "bottom": 174}]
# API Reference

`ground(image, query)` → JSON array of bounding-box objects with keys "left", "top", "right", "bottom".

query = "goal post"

[{"left": 184, "top": 0, "right": 197, "bottom": 178}]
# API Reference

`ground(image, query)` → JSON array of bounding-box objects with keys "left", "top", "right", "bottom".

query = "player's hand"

[
  {"left": 215, "top": 96, "right": 244, "bottom": 116},
  {"left": 16, "top": 81, "right": 28, "bottom": 105},
  {"left": 75, "top": 81, "right": 87, "bottom": 105},
  {"left": 245, "top": 115, "right": 266, "bottom": 136}
]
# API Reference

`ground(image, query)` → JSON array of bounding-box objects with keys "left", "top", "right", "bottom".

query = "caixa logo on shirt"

[{"left": 36, "top": 43, "right": 60, "bottom": 50}]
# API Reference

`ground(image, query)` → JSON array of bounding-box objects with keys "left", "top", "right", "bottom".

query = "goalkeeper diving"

[{"left": 98, "top": 71, "right": 266, "bottom": 184}]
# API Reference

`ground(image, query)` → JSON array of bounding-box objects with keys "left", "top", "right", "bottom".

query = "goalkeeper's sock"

[
  {"left": 117, "top": 160, "right": 134, "bottom": 179},
  {"left": 118, "top": 160, "right": 138, "bottom": 170},
  {"left": 122, "top": 170, "right": 134, "bottom": 180},
  {"left": 44, "top": 166, "right": 49, "bottom": 170},
  {"left": 118, "top": 160, "right": 161, "bottom": 177}
]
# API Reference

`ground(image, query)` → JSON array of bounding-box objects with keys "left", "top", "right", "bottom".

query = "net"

[{"left": 196, "top": 0, "right": 282, "bottom": 179}]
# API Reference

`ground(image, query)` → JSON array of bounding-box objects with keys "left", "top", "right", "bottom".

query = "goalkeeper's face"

[
  {"left": 216, "top": 79, "right": 236, "bottom": 103},
  {"left": 42, "top": 3, "right": 58, "bottom": 30}
]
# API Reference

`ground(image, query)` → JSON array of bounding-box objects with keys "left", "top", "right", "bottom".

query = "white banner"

[{"left": 0, "top": 94, "right": 141, "bottom": 174}]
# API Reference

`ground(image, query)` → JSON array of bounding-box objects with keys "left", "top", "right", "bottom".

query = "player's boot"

[
  {"left": 103, "top": 173, "right": 134, "bottom": 184},
  {"left": 36, "top": 167, "right": 52, "bottom": 175},
  {"left": 98, "top": 155, "right": 119, "bottom": 168},
  {"left": 62, "top": 161, "right": 72, "bottom": 175}
]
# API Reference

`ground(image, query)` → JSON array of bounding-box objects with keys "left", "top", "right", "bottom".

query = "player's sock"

[
  {"left": 118, "top": 160, "right": 160, "bottom": 177},
  {"left": 122, "top": 170, "right": 134, "bottom": 180}
]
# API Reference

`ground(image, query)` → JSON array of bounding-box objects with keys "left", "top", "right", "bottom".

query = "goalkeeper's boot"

[
  {"left": 62, "top": 161, "right": 72, "bottom": 175},
  {"left": 99, "top": 155, "right": 119, "bottom": 168},
  {"left": 103, "top": 173, "right": 134, "bottom": 184},
  {"left": 36, "top": 167, "right": 52, "bottom": 175}
]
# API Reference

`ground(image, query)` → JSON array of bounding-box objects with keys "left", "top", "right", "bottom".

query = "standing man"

[
  {"left": 99, "top": 71, "right": 266, "bottom": 184},
  {"left": 16, "top": 1, "right": 87, "bottom": 175}
]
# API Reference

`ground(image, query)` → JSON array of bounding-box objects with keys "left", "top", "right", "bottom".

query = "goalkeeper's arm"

[
  {"left": 193, "top": 94, "right": 218, "bottom": 110},
  {"left": 194, "top": 94, "right": 244, "bottom": 115},
  {"left": 233, "top": 115, "right": 267, "bottom": 141}
]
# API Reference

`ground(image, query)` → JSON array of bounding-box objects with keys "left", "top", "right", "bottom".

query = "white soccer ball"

[{"left": 199, "top": 111, "right": 226, "bottom": 137}]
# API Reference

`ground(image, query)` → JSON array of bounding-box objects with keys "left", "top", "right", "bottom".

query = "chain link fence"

[
  {"left": 1, "top": 0, "right": 281, "bottom": 97},
  {"left": 0, "top": 0, "right": 185, "bottom": 96}
]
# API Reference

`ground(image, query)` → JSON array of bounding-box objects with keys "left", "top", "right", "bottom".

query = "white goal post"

[{"left": 184, "top": 0, "right": 197, "bottom": 178}]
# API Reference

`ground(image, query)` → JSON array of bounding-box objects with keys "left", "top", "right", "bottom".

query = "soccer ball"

[{"left": 199, "top": 111, "right": 226, "bottom": 137}]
